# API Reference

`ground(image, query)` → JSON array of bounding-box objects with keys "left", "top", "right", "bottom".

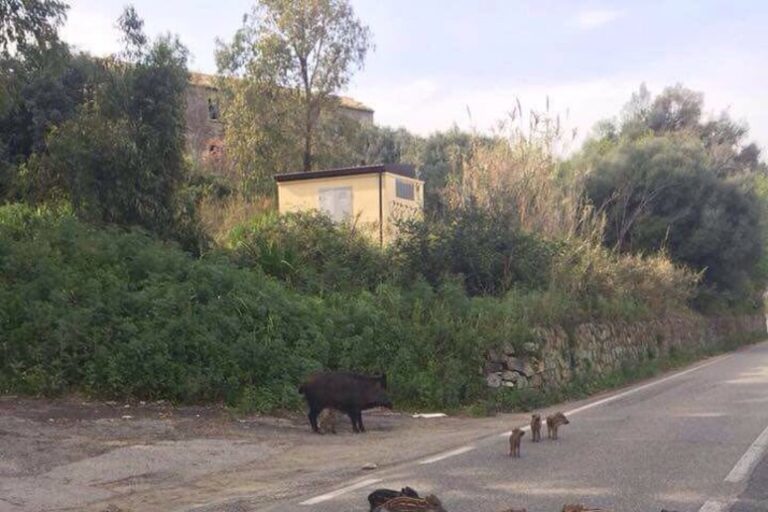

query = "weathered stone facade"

[
  {"left": 485, "top": 313, "right": 766, "bottom": 390},
  {"left": 185, "top": 75, "right": 224, "bottom": 165},
  {"left": 184, "top": 72, "right": 374, "bottom": 165}
]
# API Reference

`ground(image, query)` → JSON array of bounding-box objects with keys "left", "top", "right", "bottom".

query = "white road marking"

[
  {"left": 418, "top": 445, "right": 475, "bottom": 464},
  {"left": 498, "top": 355, "right": 731, "bottom": 439},
  {"left": 299, "top": 478, "right": 382, "bottom": 505},
  {"left": 298, "top": 351, "right": 738, "bottom": 505},
  {"left": 566, "top": 355, "right": 729, "bottom": 417},
  {"left": 725, "top": 422, "right": 768, "bottom": 482},
  {"left": 498, "top": 425, "right": 531, "bottom": 437},
  {"left": 698, "top": 499, "right": 729, "bottom": 512}
]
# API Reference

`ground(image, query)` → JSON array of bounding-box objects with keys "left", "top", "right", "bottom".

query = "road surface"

[{"left": 266, "top": 341, "right": 768, "bottom": 512}]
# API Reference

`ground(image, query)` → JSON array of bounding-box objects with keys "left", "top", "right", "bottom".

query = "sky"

[{"left": 62, "top": 0, "right": 768, "bottom": 150}]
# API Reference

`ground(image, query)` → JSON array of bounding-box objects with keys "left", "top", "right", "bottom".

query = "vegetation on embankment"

[
  {"left": 474, "top": 329, "right": 766, "bottom": 417},
  {"left": 0, "top": 203, "right": 711, "bottom": 413},
  {"left": 1, "top": 2, "right": 766, "bottom": 415}
]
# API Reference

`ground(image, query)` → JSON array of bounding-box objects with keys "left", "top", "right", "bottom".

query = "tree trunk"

[
  {"left": 303, "top": 108, "right": 312, "bottom": 171},
  {"left": 301, "top": 55, "right": 313, "bottom": 172}
]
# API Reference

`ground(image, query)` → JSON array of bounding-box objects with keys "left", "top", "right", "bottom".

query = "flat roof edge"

[{"left": 275, "top": 164, "right": 416, "bottom": 182}]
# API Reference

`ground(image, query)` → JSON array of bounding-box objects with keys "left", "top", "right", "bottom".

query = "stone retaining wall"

[{"left": 484, "top": 313, "right": 766, "bottom": 390}]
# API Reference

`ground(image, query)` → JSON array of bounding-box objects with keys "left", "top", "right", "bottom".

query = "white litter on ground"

[{"left": 411, "top": 413, "right": 447, "bottom": 419}]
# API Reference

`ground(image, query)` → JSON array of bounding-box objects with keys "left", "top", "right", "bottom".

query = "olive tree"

[
  {"left": 0, "top": 0, "right": 67, "bottom": 58},
  {"left": 217, "top": 0, "right": 372, "bottom": 171}
]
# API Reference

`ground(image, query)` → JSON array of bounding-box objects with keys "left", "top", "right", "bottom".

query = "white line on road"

[
  {"left": 566, "top": 355, "right": 730, "bottom": 417},
  {"left": 725, "top": 423, "right": 768, "bottom": 482},
  {"left": 498, "top": 425, "right": 530, "bottom": 437},
  {"left": 299, "top": 351, "right": 737, "bottom": 505},
  {"left": 300, "top": 478, "right": 382, "bottom": 505},
  {"left": 698, "top": 500, "right": 729, "bottom": 512},
  {"left": 498, "top": 354, "right": 731, "bottom": 439},
  {"left": 418, "top": 445, "right": 475, "bottom": 464}
]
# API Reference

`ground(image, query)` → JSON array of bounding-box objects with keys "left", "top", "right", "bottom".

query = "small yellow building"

[{"left": 275, "top": 164, "right": 424, "bottom": 245}]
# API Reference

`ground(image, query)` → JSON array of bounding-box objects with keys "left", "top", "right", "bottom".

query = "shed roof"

[{"left": 274, "top": 164, "right": 417, "bottom": 183}]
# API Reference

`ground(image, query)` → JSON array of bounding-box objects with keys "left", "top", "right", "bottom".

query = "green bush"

[
  {"left": 0, "top": 204, "right": 534, "bottom": 410},
  {"left": 229, "top": 211, "right": 389, "bottom": 294},
  {"left": 392, "top": 204, "right": 557, "bottom": 296},
  {"left": 0, "top": 205, "right": 326, "bottom": 404},
  {"left": 585, "top": 133, "right": 765, "bottom": 310},
  {"left": 0, "top": 202, "right": 717, "bottom": 413}
]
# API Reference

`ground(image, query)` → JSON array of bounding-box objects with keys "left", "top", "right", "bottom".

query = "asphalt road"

[{"left": 265, "top": 341, "right": 768, "bottom": 512}]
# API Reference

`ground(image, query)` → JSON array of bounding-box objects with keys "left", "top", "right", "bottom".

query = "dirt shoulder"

[{"left": 0, "top": 396, "right": 525, "bottom": 512}]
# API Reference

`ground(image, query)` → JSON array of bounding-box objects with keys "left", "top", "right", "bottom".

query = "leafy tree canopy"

[
  {"left": 581, "top": 85, "right": 767, "bottom": 309},
  {"left": 0, "top": 0, "right": 67, "bottom": 59},
  {"left": 217, "top": 0, "right": 372, "bottom": 171}
]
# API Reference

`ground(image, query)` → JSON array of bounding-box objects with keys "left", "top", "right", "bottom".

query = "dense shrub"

[
  {"left": 0, "top": 199, "right": 703, "bottom": 412},
  {"left": 585, "top": 135, "right": 764, "bottom": 309},
  {"left": 229, "top": 211, "right": 389, "bottom": 294},
  {"left": 0, "top": 205, "right": 328, "bottom": 406},
  {"left": 550, "top": 238, "right": 698, "bottom": 319},
  {"left": 392, "top": 204, "right": 557, "bottom": 296},
  {"left": 0, "top": 204, "right": 537, "bottom": 410}
]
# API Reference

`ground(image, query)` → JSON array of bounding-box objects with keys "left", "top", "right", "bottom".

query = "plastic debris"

[{"left": 411, "top": 413, "right": 447, "bottom": 419}]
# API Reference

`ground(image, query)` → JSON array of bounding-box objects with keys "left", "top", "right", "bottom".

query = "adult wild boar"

[{"left": 298, "top": 371, "right": 392, "bottom": 433}]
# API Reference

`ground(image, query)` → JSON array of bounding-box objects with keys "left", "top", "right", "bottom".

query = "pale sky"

[{"left": 62, "top": 0, "right": 768, "bottom": 150}]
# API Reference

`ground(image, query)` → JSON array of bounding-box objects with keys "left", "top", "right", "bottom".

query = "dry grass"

[
  {"left": 551, "top": 239, "right": 699, "bottom": 315},
  {"left": 198, "top": 194, "right": 275, "bottom": 246},
  {"left": 443, "top": 104, "right": 601, "bottom": 241},
  {"left": 443, "top": 102, "right": 698, "bottom": 316}
]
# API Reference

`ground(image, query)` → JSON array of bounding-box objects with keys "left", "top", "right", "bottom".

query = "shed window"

[
  {"left": 318, "top": 187, "right": 352, "bottom": 223},
  {"left": 395, "top": 179, "right": 415, "bottom": 200}
]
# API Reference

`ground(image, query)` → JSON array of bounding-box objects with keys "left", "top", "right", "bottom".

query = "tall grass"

[
  {"left": 436, "top": 105, "right": 698, "bottom": 318},
  {"left": 197, "top": 194, "right": 274, "bottom": 246},
  {"left": 443, "top": 104, "right": 601, "bottom": 241}
]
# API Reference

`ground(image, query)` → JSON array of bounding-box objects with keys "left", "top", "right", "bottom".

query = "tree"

[
  {"left": 217, "top": 75, "right": 304, "bottom": 194},
  {"left": 601, "top": 84, "right": 764, "bottom": 179},
  {"left": 35, "top": 6, "right": 190, "bottom": 238},
  {"left": 585, "top": 135, "right": 765, "bottom": 307},
  {"left": 0, "top": 50, "right": 98, "bottom": 202},
  {"left": 418, "top": 129, "right": 475, "bottom": 217},
  {"left": 117, "top": 4, "right": 148, "bottom": 62},
  {"left": 0, "top": 0, "right": 68, "bottom": 58},
  {"left": 217, "top": 0, "right": 372, "bottom": 171},
  {"left": 0, "top": 0, "right": 89, "bottom": 202},
  {"left": 646, "top": 84, "right": 703, "bottom": 134}
]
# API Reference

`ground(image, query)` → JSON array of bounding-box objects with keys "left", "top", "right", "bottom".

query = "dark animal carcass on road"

[{"left": 298, "top": 371, "right": 392, "bottom": 433}]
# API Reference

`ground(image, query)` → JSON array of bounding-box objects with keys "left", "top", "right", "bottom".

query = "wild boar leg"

[
  {"left": 308, "top": 407, "right": 321, "bottom": 433},
  {"left": 356, "top": 410, "right": 365, "bottom": 432},
  {"left": 347, "top": 410, "right": 360, "bottom": 433}
]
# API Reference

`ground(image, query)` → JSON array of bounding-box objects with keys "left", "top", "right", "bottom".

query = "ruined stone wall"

[
  {"left": 185, "top": 84, "right": 224, "bottom": 162},
  {"left": 485, "top": 313, "right": 766, "bottom": 390}
]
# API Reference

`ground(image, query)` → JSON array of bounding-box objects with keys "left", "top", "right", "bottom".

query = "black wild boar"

[
  {"left": 368, "top": 487, "right": 420, "bottom": 511},
  {"left": 298, "top": 371, "right": 392, "bottom": 433},
  {"left": 373, "top": 494, "right": 445, "bottom": 512}
]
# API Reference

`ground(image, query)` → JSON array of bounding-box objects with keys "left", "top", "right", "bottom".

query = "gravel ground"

[{"left": 0, "top": 396, "right": 525, "bottom": 512}]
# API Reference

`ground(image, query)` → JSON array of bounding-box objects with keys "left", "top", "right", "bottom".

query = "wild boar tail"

[{"left": 298, "top": 383, "right": 306, "bottom": 394}]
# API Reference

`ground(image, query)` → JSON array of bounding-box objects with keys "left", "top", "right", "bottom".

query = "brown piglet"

[
  {"left": 508, "top": 427, "right": 525, "bottom": 457},
  {"left": 373, "top": 494, "right": 446, "bottom": 511},
  {"left": 561, "top": 505, "right": 606, "bottom": 512},
  {"left": 317, "top": 408, "right": 337, "bottom": 434},
  {"left": 546, "top": 411, "right": 570, "bottom": 440},
  {"left": 530, "top": 414, "right": 542, "bottom": 442}
]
